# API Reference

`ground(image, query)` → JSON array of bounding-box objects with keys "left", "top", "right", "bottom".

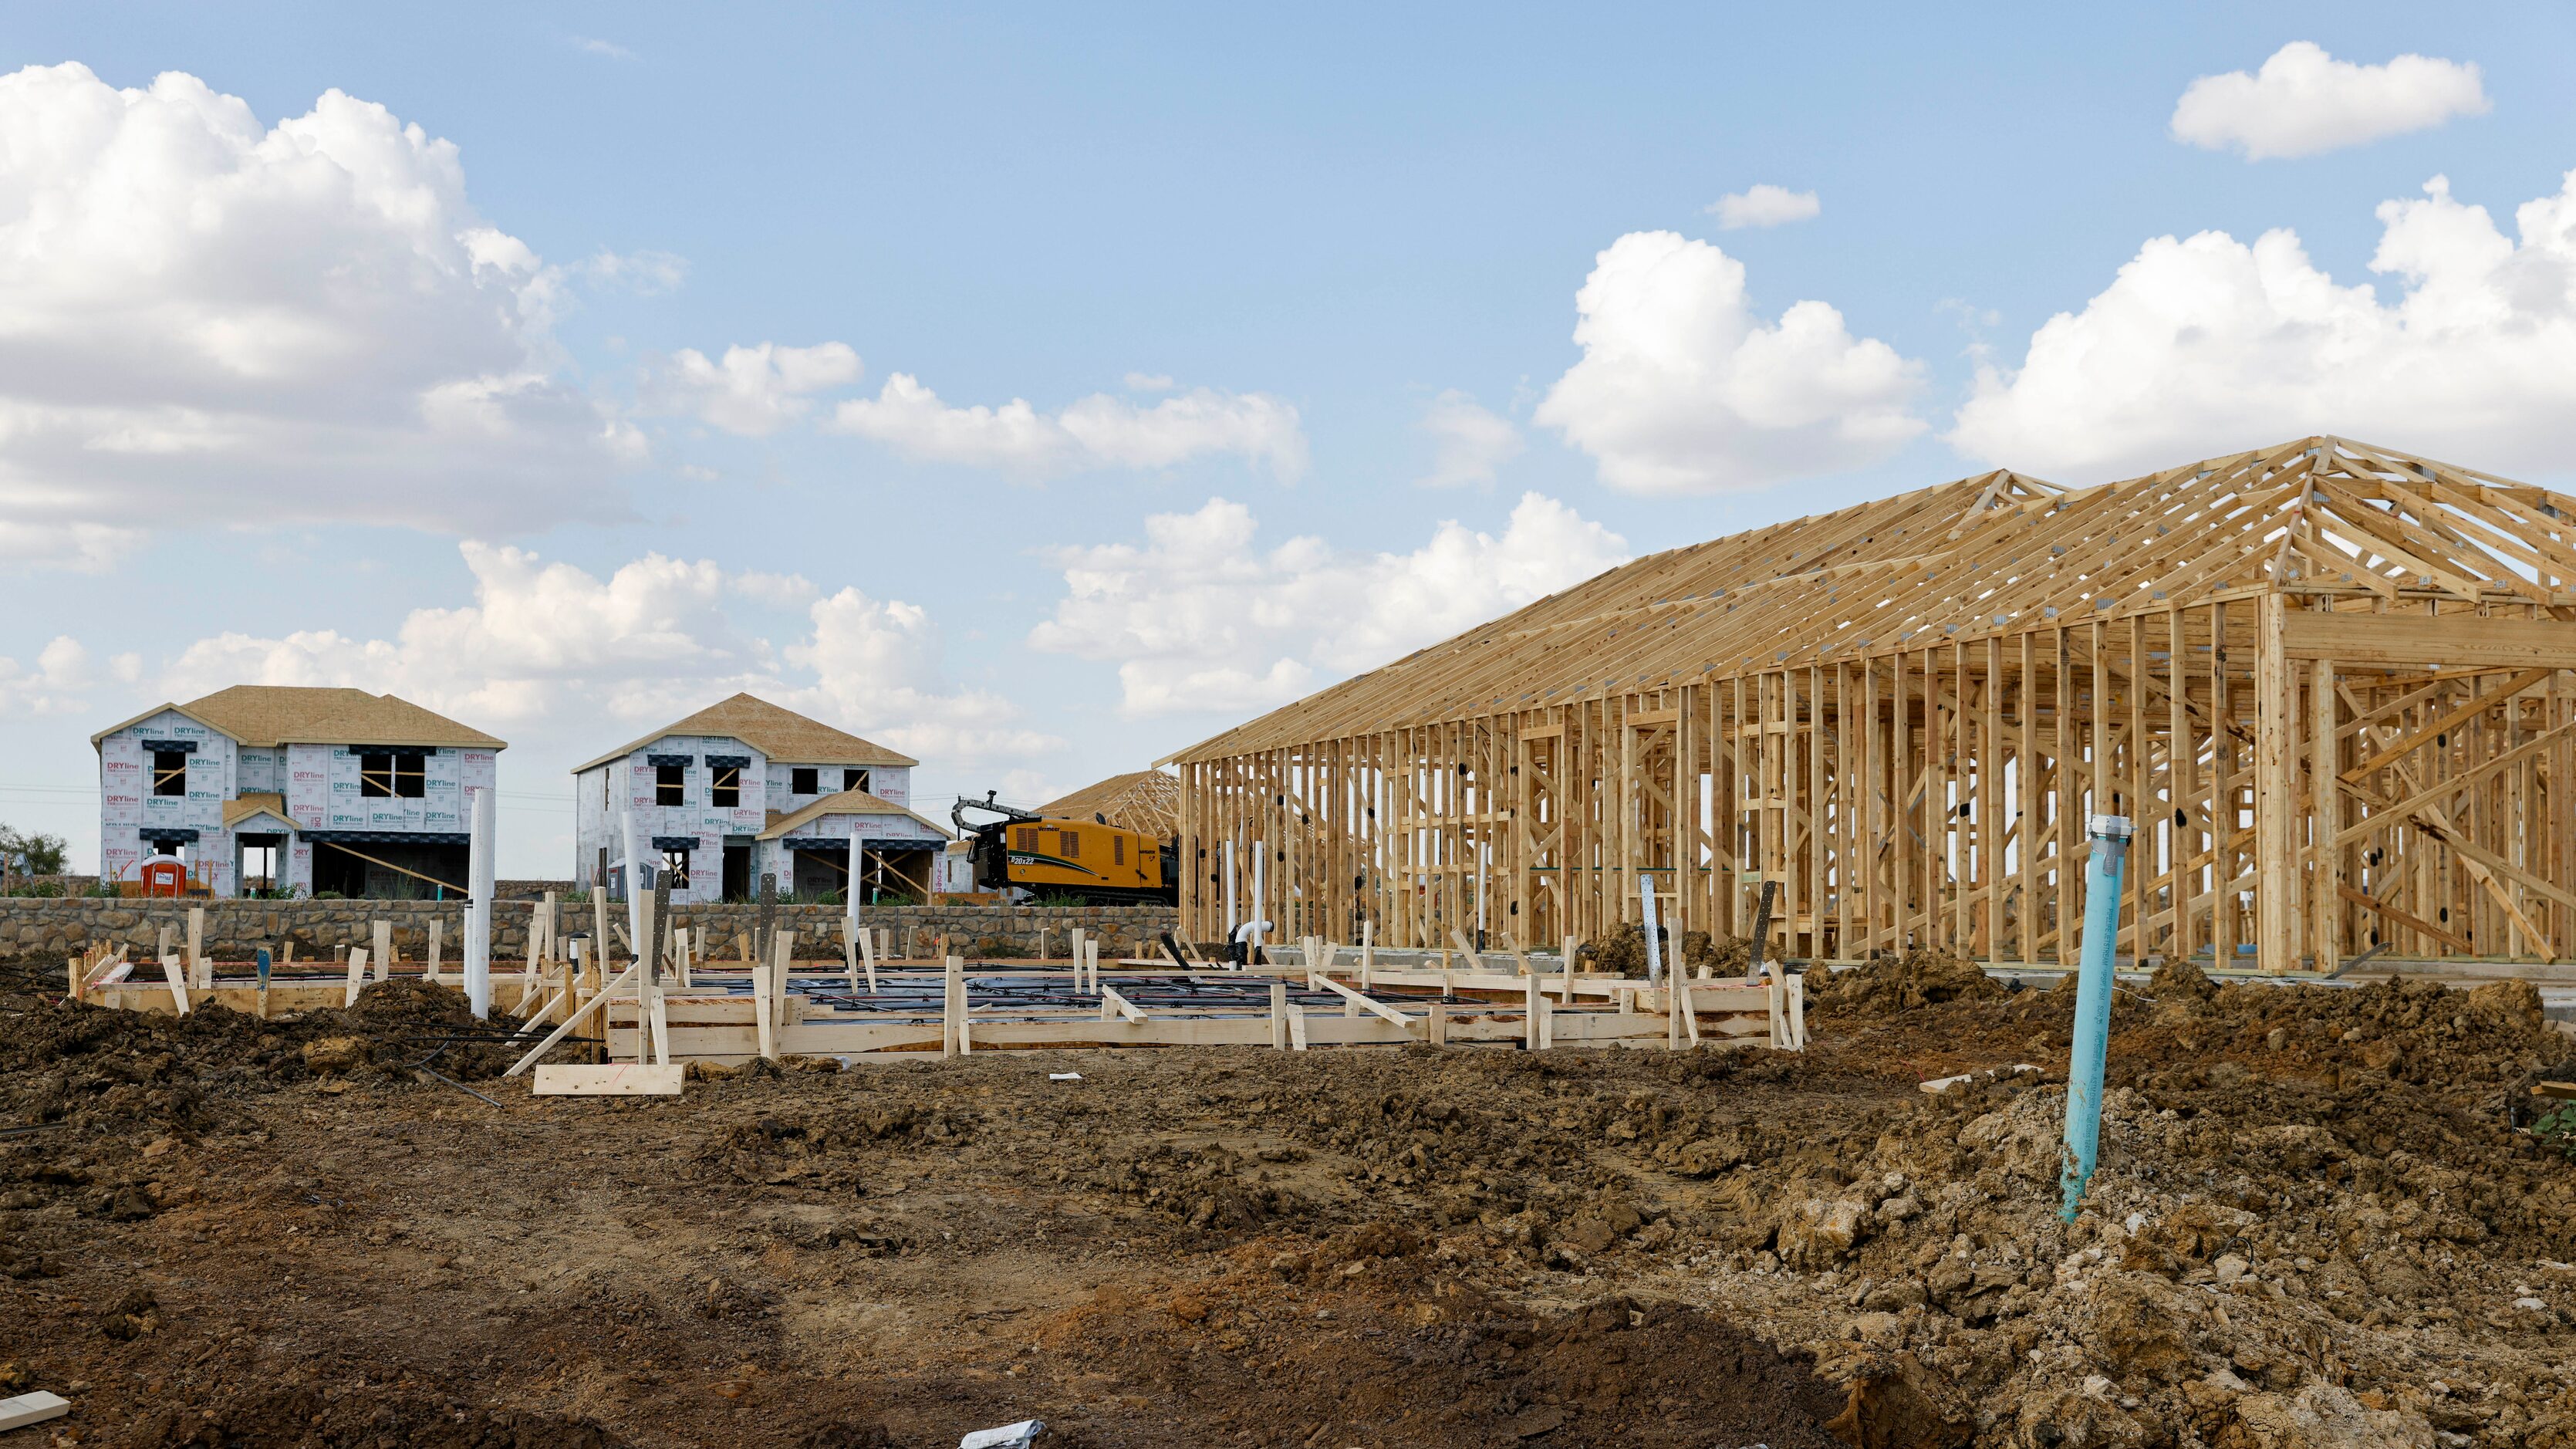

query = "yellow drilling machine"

[{"left": 951, "top": 792, "right": 1179, "bottom": 905}]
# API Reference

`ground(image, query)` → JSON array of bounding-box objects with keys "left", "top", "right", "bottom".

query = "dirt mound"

[
  {"left": 0, "top": 978, "right": 528, "bottom": 1140},
  {"left": 1578, "top": 924, "right": 1750, "bottom": 978},
  {"left": 1044, "top": 1267, "right": 1861, "bottom": 1447},
  {"left": 1578, "top": 922, "right": 1656, "bottom": 975},
  {"left": 1809, "top": 948, "right": 2005, "bottom": 1017},
  {"left": 1675, "top": 1037, "right": 2576, "bottom": 1444}
]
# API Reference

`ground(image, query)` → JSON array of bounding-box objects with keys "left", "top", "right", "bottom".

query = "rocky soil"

[{"left": 2, "top": 951, "right": 2571, "bottom": 1447}]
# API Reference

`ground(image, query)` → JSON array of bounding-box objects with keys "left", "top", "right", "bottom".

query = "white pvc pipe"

[
  {"left": 620, "top": 801, "right": 647, "bottom": 956},
  {"left": 1638, "top": 873, "right": 1663, "bottom": 986},
  {"left": 465, "top": 784, "right": 495, "bottom": 1018},
  {"left": 1248, "top": 846, "right": 1265, "bottom": 954},
  {"left": 860, "top": 830, "right": 880, "bottom": 927}
]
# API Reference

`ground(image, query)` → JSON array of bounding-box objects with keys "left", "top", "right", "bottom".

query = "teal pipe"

[{"left": 2060, "top": 813, "right": 2134, "bottom": 1224}]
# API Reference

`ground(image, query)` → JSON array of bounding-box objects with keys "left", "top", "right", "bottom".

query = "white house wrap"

[
  {"left": 569, "top": 694, "right": 964, "bottom": 904},
  {"left": 89, "top": 687, "right": 505, "bottom": 899}
]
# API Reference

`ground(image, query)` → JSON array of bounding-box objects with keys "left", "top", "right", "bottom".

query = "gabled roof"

[
  {"left": 573, "top": 693, "right": 917, "bottom": 775},
  {"left": 1038, "top": 770, "right": 1180, "bottom": 836},
  {"left": 1169, "top": 436, "right": 2576, "bottom": 762},
  {"left": 92, "top": 687, "right": 505, "bottom": 752},
  {"left": 221, "top": 793, "right": 295, "bottom": 829},
  {"left": 755, "top": 788, "right": 953, "bottom": 841}
]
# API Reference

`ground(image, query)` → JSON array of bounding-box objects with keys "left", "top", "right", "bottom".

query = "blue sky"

[{"left": 3, "top": 3, "right": 2573, "bottom": 875}]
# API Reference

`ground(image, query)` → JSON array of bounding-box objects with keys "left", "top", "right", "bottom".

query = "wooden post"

[
  {"left": 772, "top": 927, "right": 796, "bottom": 1045},
  {"left": 751, "top": 949, "right": 778, "bottom": 1061},
  {"left": 160, "top": 954, "right": 190, "bottom": 1015},
  {"left": 1270, "top": 977, "right": 1289, "bottom": 1049},
  {"left": 2256, "top": 595, "right": 2297, "bottom": 974},
  {"left": 343, "top": 947, "right": 367, "bottom": 1007},
  {"left": 427, "top": 918, "right": 444, "bottom": 982},
  {"left": 373, "top": 920, "right": 393, "bottom": 982},
  {"left": 945, "top": 954, "right": 968, "bottom": 1056},
  {"left": 186, "top": 907, "right": 205, "bottom": 988},
  {"left": 2312, "top": 655, "right": 2341, "bottom": 974},
  {"left": 1524, "top": 974, "right": 1541, "bottom": 1050}
]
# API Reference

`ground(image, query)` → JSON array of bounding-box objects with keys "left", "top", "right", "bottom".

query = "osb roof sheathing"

[
  {"left": 1038, "top": 770, "right": 1181, "bottom": 836},
  {"left": 92, "top": 687, "right": 505, "bottom": 751},
  {"left": 1169, "top": 437, "right": 2576, "bottom": 762},
  {"left": 573, "top": 693, "right": 917, "bottom": 774},
  {"left": 756, "top": 788, "right": 954, "bottom": 842}
]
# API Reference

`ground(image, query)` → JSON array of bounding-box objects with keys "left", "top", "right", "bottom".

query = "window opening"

[
  {"left": 151, "top": 750, "right": 187, "bottom": 798},
  {"left": 661, "top": 847, "right": 692, "bottom": 889},
  {"left": 656, "top": 764, "right": 685, "bottom": 806},
  {"left": 360, "top": 754, "right": 426, "bottom": 799},
  {"left": 791, "top": 766, "right": 819, "bottom": 795},
  {"left": 711, "top": 765, "right": 741, "bottom": 808},
  {"left": 845, "top": 768, "right": 870, "bottom": 793}
]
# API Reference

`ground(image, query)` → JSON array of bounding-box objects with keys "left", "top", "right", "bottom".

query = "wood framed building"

[
  {"left": 1163, "top": 438, "right": 2576, "bottom": 973},
  {"left": 1038, "top": 769, "right": 1181, "bottom": 838}
]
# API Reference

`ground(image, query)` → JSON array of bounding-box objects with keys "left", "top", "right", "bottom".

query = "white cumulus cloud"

[
  {"left": 643, "top": 341, "right": 863, "bottom": 436},
  {"left": 0, "top": 62, "right": 644, "bottom": 560},
  {"left": 825, "top": 374, "right": 1307, "bottom": 481},
  {"left": 157, "top": 542, "right": 1059, "bottom": 775},
  {"left": 2170, "top": 41, "right": 2489, "bottom": 160},
  {"left": 1029, "top": 493, "right": 1628, "bottom": 717},
  {"left": 1417, "top": 390, "right": 1523, "bottom": 488},
  {"left": 0, "top": 637, "right": 100, "bottom": 718},
  {"left": 1534, "top": 231, "right": 1926, "bottom": 495},
  {"left": 1948, "top": 171, "right": 2576, "bottom": 479},
  {"left": 1710, "top": 184, "right": 1820, "bottom": 230}
]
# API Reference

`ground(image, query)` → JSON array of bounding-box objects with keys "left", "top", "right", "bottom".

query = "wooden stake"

[{"left": 945, "top": 954, "right": 967, "bottom": 1056}]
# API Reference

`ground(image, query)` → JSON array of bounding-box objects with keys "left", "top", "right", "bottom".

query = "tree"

[{"left": 0, "top": 826, "right": 69, "bottom": 877}]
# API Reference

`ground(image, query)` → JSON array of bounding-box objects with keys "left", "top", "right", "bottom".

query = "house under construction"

[{"left": 1163, "top": 437, "right": 2576, "bottom": 974}]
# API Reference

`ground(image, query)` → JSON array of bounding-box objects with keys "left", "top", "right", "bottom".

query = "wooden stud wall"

[{"left": 1173, "top": 439, "right": 2576, "bottom": 971}]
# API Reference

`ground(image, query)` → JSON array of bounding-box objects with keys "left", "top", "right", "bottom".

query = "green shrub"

[{"left": 2536, "top": 1103, "right": 2576, "bottom": 1162}]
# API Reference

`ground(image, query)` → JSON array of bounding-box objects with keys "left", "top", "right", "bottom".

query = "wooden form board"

[
  {"left": 600, "top": 1001, "right": 1773, "bottom": 1062},
  {"left": 1166, "top": 437, "right": 2576, "bottom": 972},
  {"left": 532, "top": 1063, "right": 684, "bottom": 1096}
]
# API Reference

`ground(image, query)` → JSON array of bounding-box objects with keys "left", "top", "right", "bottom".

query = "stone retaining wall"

[{"left": 0, "top": 897, "right": 1175, "bottom": 964}]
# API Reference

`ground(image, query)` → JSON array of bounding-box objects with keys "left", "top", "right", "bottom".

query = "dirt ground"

[{"left": 5, "top": 954, "right": 2575, "bottom": 1449}]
